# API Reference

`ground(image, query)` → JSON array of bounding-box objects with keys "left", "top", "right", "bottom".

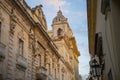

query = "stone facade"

[{"left": 0, "top": 0, "right": 80, "bottom": 80}]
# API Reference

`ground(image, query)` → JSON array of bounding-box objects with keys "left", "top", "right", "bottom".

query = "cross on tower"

[{"left": 58, "top": 0, "right": 61, "bottom": 10}]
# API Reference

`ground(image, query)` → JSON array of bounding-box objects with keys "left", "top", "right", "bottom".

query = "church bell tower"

[{"left": 51, "top": 10, "right": 73, "bottom": 40}]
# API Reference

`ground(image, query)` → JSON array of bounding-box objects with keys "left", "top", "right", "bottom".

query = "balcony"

[
  {"left": 16, "top": 55, "right": 27, "bottom": 69},
  {"left": 36, "top": 66, "right": 47, "bottom": 80},
  {"left": 0, "top": 42, "right": 6, "bottom": 61}
]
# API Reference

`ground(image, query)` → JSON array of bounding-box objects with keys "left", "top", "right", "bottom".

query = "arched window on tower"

[
  {"left": 59, "top": 18, "right": 61, "bottom": 21},
  {"left": 57, "top": 28, "right": 63, "bottom": 37}
]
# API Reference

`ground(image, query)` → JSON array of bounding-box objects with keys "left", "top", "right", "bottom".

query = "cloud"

[
  {"left": 76, "top": 11, "right": 87, "bottom": 19},
  {"left": 82, "top": 74, "right": 89, "bottom": 80},
  {"left": 41, "top": 0, "right": 70, "bottom": 10},
  {"left": 62, "top": 9, "right": 69, "bottom": 14}
]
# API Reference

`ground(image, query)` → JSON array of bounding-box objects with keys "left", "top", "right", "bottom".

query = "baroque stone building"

[
  {"left": 48, "top": 10, "right": 80, "bottom": 80},
  {"left": 0, "top": 0, "right": 80, "bottom": 80}
]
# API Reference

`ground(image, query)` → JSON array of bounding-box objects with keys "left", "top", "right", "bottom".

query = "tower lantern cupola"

[{"left": 52, "top": 10, "right": 67, "bottom": 24}]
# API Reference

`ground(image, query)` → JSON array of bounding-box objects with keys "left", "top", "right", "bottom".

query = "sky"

[{"left": 25, "top": 0, "right": 90, "bottom": 80}]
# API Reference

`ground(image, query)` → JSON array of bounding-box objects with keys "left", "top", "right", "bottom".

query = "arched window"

[
  {"left": 57, "top": 28, "right": 63, "bottom": 36},
  {"left": 18, "top": 39, "right": 24, "bottom": 55},
  {"left": 38, "top": 54, "right": 41, "bottom": 67}
]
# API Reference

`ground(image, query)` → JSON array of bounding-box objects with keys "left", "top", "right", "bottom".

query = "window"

[
  {"left": 38, "top": 55, "right": 41, "bottom": 67},
  {"left": 44, "top": 54, "right": 46, "bottom": 66},
  {"left": 95, "top": 33, "right": 103, "bottom": 57},
  {"left": 59, "top": 18, "right": 61, "bottom": 21},
  {"left": 101, "top": 0, "right": 110, "bottom": 15},
  {"left": 108, "top": 69, "right": 113, "bottom": 80},
  {"left": 55, "top": 69, "right": 56, "bottom": 78},
  {"left": 52, "top": 62, "right": 54, "bottom": 68},
  {"left": 49, "top": 64, "right": 50, "bottom": 75},
  {"left": 57, "top": 28, "right": 63, "bottom": 36},
  {"left": 18, "top": 39, "right": 24, "bottom": 55},
  {"left": 0, "top": 22, "right": 1, "bottom": 41}
]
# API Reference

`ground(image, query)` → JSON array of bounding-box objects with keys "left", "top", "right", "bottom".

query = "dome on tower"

[{"left": 52, "top": 10, "right": 67, "bottom": 24}]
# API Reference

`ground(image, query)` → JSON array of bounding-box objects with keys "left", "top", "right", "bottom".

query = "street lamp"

[{"left": 91, "top": 59, "right": 101, "bottom": 80}]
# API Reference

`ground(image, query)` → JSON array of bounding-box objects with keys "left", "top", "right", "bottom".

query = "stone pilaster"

[
  {"left": 27, "top": 54, "right": 32, "bottom": 80},
  {"left": 6, "top": 9, "right": 16, "bottom": 80},
  {"left": 6, "top": 29, "right": 15, "bottom": 80},
  {"left": 28, "top": 34, "right": 36, "bottom": 80}
]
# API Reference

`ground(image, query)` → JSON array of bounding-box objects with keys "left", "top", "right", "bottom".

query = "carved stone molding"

[
  {"left": 29, "top": 28, "right": 34, "bottom": 39},
  {"left": 29, "top": 38, "right": 34, "bottom": 50},
  {"left": 10, "top": 20, "right": 16, "bottom": 34},
  {"left": 45, "top": 55, "right": 51, "bottom": 64},
  {"left": 29, "top": 29, "right": 34, "bottom": 49},
  {"left": 18, "top": 30, "right": 25, "bottom": 40},
  {"left": 35, "top": 37, "right": 38, "bottom": 49},
  {"left": 52, "top": 55, "right": 56, "bottom": 63},
  {"left": 10, "top": 9, "right": 17, "bottom": 35},
  {"left": 11, "top": 8, "right": 17, "bottom": 21}
]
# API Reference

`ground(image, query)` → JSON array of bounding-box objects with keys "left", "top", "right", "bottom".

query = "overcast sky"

[{"left": 25, "top": 0, "right": 90, "bottom": 79}]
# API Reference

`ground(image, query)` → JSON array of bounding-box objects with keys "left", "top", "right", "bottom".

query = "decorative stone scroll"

[
  {"left": 29, "top": 29, "right": 34, "bottom": 49},
  {"left": 18, "top": 30, "right": 25, "bottom": 40},
  {"left": 10, "top": 9, "right": 17, "bottom": 35},
  {"left": 10, "top": 20, "right": 16, "bottom": 34},
  {"left": 29, "top": 29, "right": 34, "bottom": 39},
  {"left": 46, "top": 55, "right": 51, "bottom": 64},
  {"left": 45, "top": 49, "right": 51, "bottom": 64},
  {"left": 35, "top": 38, "right": 39, "bottom": 55}
]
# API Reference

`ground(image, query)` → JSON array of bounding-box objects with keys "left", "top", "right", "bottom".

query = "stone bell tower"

[{"left": 51, "top": 10, "right": 73, "bottom": 40}]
